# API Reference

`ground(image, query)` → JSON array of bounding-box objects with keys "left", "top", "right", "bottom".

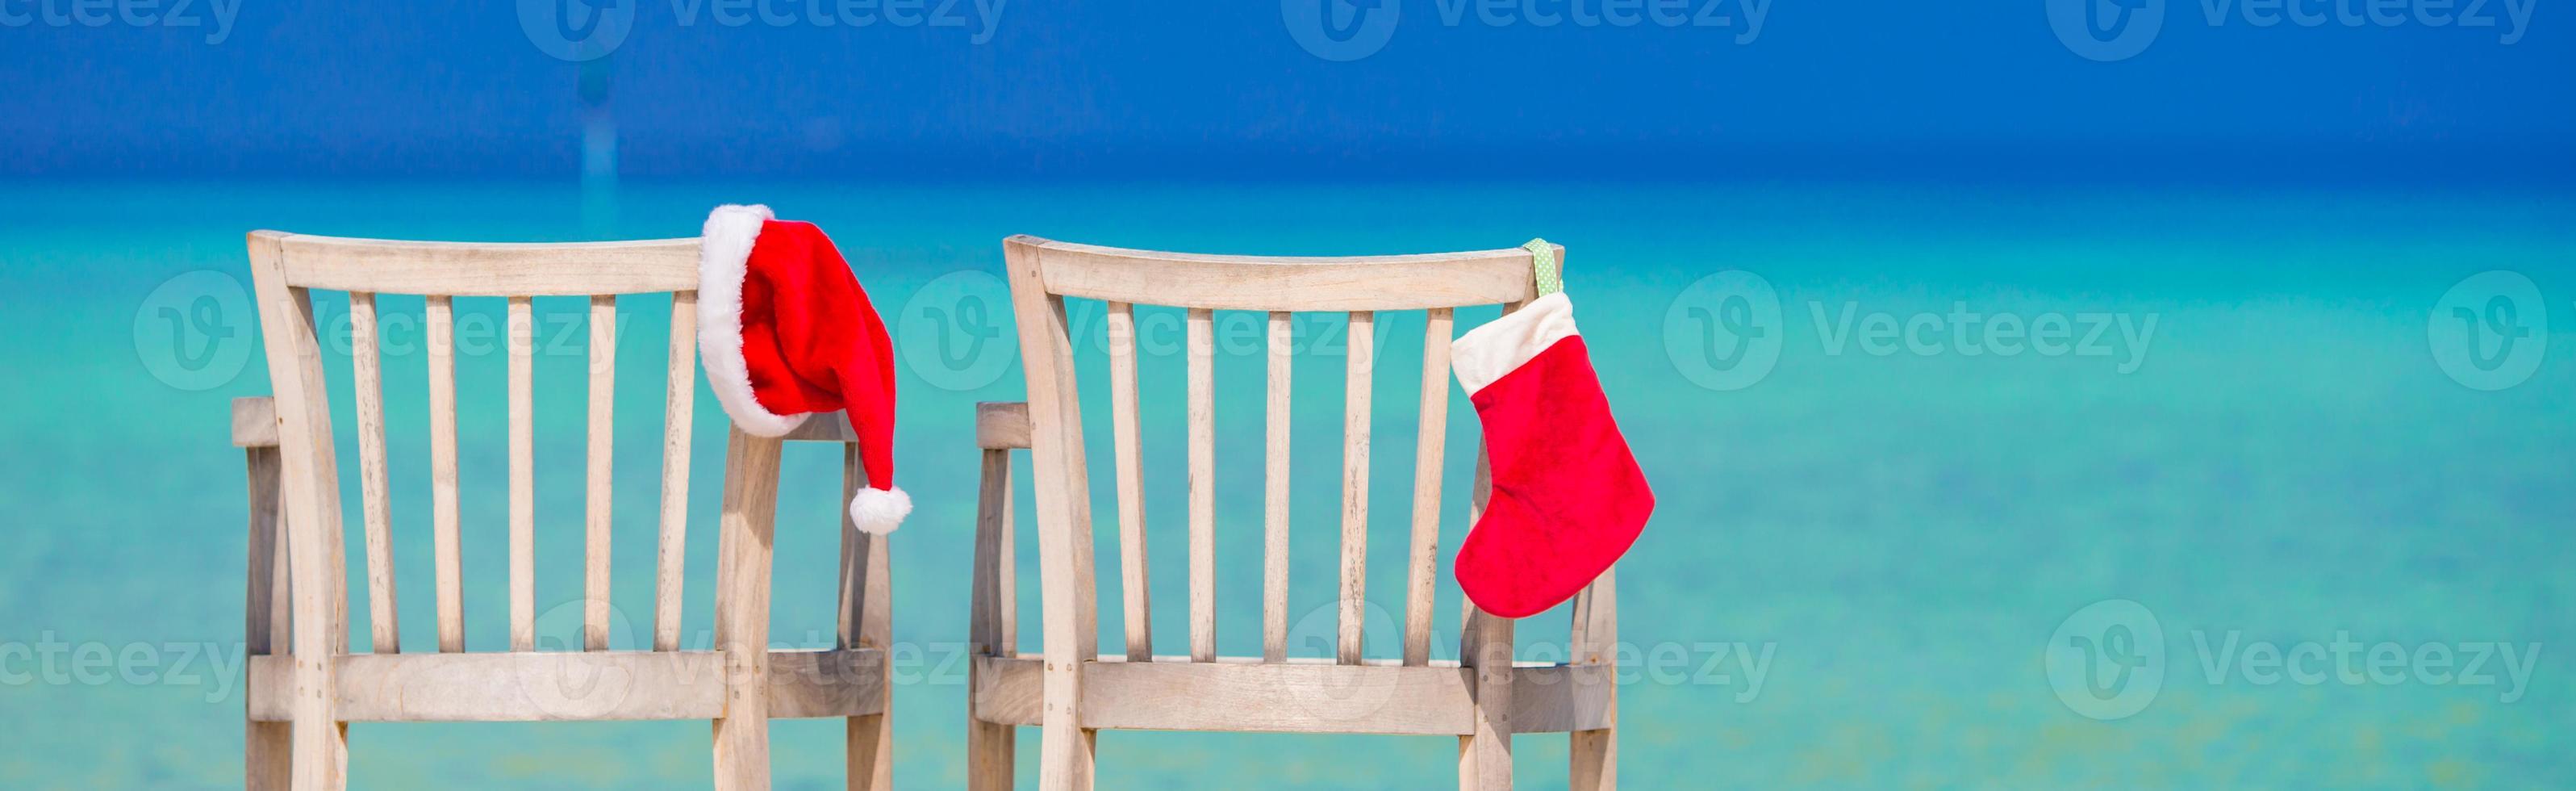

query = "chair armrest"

[
  {"left": 233, "top": 397, "right": 278, "bottom": 449},
  {"left": 975, "top": 402, "right": 1029, "bottom": 450},
  {"left": 967, "top": 402, "right": 1022, "bottom": 663}
]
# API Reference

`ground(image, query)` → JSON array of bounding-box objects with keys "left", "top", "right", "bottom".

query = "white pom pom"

[{"left": 848, "top": 487, "right": 912, "bottom": 534}]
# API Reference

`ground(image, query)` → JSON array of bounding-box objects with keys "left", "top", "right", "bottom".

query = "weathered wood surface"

[
  {"left": 967, "top": 656, "right": 1608, "bottom": 735},
  {"left": 244, "top": 649, "right": 888, "bottom": 722},
  {"left": 240, "top": 230, "right": 904, "bottom": 790},
  {"left": 978, "top": 237, "right": 1600, "bottom": 790}
]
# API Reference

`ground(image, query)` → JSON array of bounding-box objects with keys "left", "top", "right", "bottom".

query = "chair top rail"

[
  {"left": 1008, "top": 235, "right": 1555, "bottom": 312},
  {"left": 253, "top": 231, "right": 701, "bottom": 297}
]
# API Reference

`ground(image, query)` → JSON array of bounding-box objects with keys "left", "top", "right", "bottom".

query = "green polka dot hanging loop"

[{"left": 1523, "top": 238, "right": 1562, "bottom": 297}]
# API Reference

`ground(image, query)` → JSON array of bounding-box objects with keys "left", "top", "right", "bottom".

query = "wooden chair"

[
  {"left": 235, "top": 232, "right": 894, "bottom": 789},
  {"left": 963, "top": 236, "right": 1620, "bottom": 789}
]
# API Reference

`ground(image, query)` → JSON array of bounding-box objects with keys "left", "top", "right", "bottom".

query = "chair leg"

[
  {"left": 282, "top": 472, "right": 349, "bottom": 789},
  {"left": 712, "top": 429, "right": 780, "bottom": 790},
  {"left": 1459, "top": 611, "right": 1514, "bottom": 791},
  {"left": 1569, "top": 570, "right": 1618, "bottom": 789},
  {"left": 289, "top": 722, "right": 347, "bottom": 790},
  {"left": 967, "top": 446, "right": 1019, "bottom": 791},
  {"left": 1036, "top": 726, "right": 1096, "bottom": 791},
  {"left": 246, "top": 721, "right": 290, "bottom": 789},
  {"left": 243, "top": 446, "right": 293, "bottom": 790},
  {"left": 848, "top": 714, "right": 893, "bottom": 790},
  {"left": 966, "top": 716, "right": 1015, "bottom": 791},
  {"left": 1570, "top": 728, "right": 1615, "bottom": 789}
]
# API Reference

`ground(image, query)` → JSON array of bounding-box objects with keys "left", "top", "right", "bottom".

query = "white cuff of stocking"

[{"left": 1451, "top": 292, "right": 1577, "bottom": 396}]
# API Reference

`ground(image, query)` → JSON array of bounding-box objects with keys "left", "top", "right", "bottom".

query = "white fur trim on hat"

[
  {"left": 698, "top": 203, "right": 808, "bottom": 437},
  {"left": 848, "top": 487, "right": 912, "bottom": 534},
  {"left": 1451, "top": 292, "right": 1579, "bottom": 396}
]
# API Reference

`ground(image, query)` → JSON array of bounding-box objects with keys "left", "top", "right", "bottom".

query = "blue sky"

[{"left": 2, "top": 0, "right": 2566, "bottom": 181}]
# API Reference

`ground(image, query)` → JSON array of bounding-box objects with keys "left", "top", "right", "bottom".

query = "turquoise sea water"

[{"left": 2, "top": 179, "right": 2570, "bottom": 788}]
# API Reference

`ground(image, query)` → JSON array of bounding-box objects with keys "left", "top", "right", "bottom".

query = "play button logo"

[
  {"left": 519, "top": 0, "right": 637, "bottom": 62},
  {"left": 1283, "top": 0, "right": 1401, "bottom": 62},
  {"left": 2048, "top": 0, "right": 2165, "bottom": 62}
]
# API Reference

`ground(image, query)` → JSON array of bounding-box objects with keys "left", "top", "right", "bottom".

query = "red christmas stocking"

[{"left": 1450, "top": 241, "right": 1655, "bottom": 618}]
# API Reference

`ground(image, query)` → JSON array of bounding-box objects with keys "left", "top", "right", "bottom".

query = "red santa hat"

[{"left": 698, "top": 204, "right": 910, "bottom": 533}]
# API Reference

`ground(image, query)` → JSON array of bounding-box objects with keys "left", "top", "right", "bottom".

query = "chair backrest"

[
  {"left": 998, "top": 235, "right": 1557, "bottom": 668},
  {"left": 245, "top": 231, "right": 709, "bottom": 657}
]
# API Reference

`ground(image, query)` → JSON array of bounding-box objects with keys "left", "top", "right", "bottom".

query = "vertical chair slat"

[
  {"left": 837, "top": 446, "right": 864, "bottom": 643},
  {"left": 584, "top": 295, "right": 616, "bottom": 651},
  {"left": 1338, "top": 310, "right": 1375, "bottom": 665},
  {"left": 1560, "top": 242, "right": 1609, "bottom": 791},
  {"left": 1039, "top": 296, "right": 1103, "bottom": 661},
  {"left": 1262, "top": 311, "right": 1292, "bottom": 663},
  {"left": 1004, "top": 233, "right": 1101, "bottom": 789},
  {"left": 245, "top": 232, "right": 349, "bottom": 788},
  {"left": 348, "top": 291, "right": 400, "bottom": 653},
  {"left": 426, "top": 295, "right": 464, "bottom": 652},
  {"left": 1403, "top": 308, "right": 1454, "bottom": 666},
  {"left": 1459, "top": 295, "right": 1527, "bottom": 790},
  {"left": 653, "top": 291, "right": 697, "bottom": 652},
  {"left": 1457, "top": 443, "right": 1493, "bottom": 669},
  {"left": 1104, "top": 301, "right": 1152, "bottom": 661},
  {"left": 1460, "top": 445, "right": 1493, "bottom": 646},
  {"left": 1458, "top": 440, "right": 1511, "bottom": 791},
  {"left": 843, "top": 444, "right": 896, "bottom": 789},
  {"left": 1186, "top": 308, "right": 1216, "bottom": 663},
  {"left": 507, "top": 295, "right": 536, "bottom": 651}
]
